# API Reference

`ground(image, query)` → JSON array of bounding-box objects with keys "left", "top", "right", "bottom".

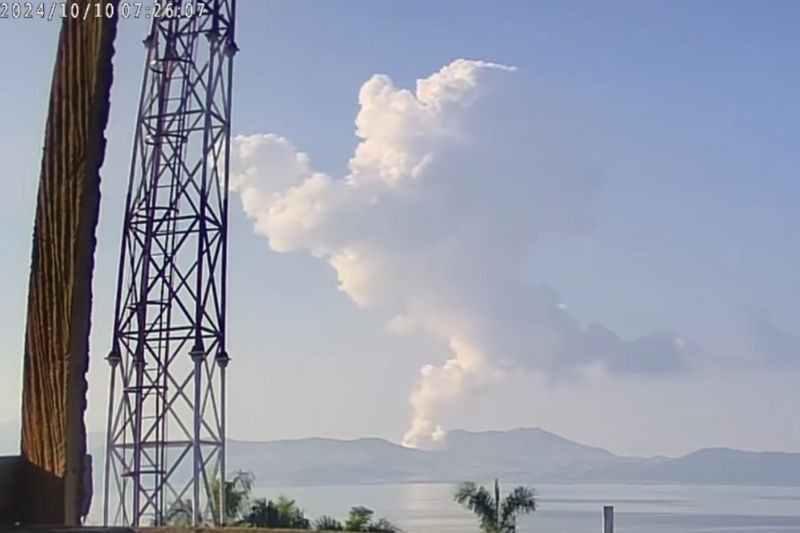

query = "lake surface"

[{"left": 252, "top": 482, "right": 800, "bottom": 533}]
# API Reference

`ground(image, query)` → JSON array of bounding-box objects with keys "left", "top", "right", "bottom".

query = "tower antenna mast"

[{"left": 103, "top": 0, "right": 237, "bottom": 525}]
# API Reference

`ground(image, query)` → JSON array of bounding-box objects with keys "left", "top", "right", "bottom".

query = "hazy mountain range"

[
  {"left": 222, "top": 428, "right": 800, "bottom": 487},
  {"left": 2, "top": 422, "right": 799, "bottom": 487}
]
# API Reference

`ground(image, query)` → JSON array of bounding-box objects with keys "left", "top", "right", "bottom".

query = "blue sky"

[{"left": 1, "top": 1, "right": 799, "bottom": 457}]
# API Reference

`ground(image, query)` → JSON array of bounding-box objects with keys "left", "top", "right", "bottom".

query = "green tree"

[
  {"left": 340, "top": 506, "right": 401, "bottom": 532},
  {"left": 244, "top": 498, "right": 279, "bottom": 527},
  {"left": 211, "top": 470, "right": 255, "bottom": 525},
  {"left": 454, "top": 479, "right": 536, "bottom": 533},
  {"left": 243, "top": 496, "right": 310, "bottom": 529},
  {"left": 163, "top": 498, "right": 193, "bottom": 527},
  {"left": 314, "top": 515, "right": 344, "bottom": 530},
  {"left": 275, "top": 496, "right": 311, "bottom": 529},
  {"left": 160, "top": 470, "right": 254, "bottom": 526},
  {"left": 369, "top": 517, "right": 402, "bottom": 532},
  {"left": 344, "top": 506, "right": 374, "bottom": 531}
]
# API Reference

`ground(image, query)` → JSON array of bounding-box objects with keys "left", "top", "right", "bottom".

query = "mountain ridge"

[
  {"left": 4, "top": 423, "right": 800, "bottom": 487},
  {"left": 222, "top": 427, "right": 800, "bottom": 487}
]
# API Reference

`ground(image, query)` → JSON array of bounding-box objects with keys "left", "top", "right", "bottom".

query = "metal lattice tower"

[{"left": 104, "top": 1, "right": 237, "bottom": 526}]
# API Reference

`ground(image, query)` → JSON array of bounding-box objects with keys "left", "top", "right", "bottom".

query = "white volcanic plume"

[{"left": 230, "top": 59, "right": 686, "bottom": 448}]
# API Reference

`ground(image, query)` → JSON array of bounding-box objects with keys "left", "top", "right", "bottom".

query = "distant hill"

[
  {"left": 221, "top": 427, "right": 637, "bottom": 486},
  {"left": 227, "top": 437, "right": 440, "bottom": 485},
  {"left": 3, "top": 421, "right": 800, "bottom": 487},
  {"left": 440, "top": 428, "right": 627, "bottom": 481},
  {"left": 584, "top": 447, "right": 800, "bottom": 486},
  {"left": 225, "top": 428, "right": 800, "bottom": 487}
]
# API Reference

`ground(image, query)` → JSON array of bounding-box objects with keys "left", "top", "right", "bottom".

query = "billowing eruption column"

[{"left": 230, "top": 59, "right": 686, "bottom": 450}]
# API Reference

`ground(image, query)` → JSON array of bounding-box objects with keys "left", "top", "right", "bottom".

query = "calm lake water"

[{"left": 252, "top": 482, "right": 800, "bottom": 533}]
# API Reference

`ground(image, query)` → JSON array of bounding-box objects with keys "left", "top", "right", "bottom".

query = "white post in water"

[{"left": 603, "top": 505, "right": 614, "bottom": 533}]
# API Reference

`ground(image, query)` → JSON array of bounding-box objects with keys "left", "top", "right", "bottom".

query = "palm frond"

[
  {"left": 164, "top": 498, "right": 193, "bottom": 527},
  {"left": 370, "top": 517, "right": 403, "bottom": 532},
  {"left": 314, "top": 515, "right": 344, "bottom": 531},
  {"left": 454, "top": 482, "right": 498, "bottom": 530},
  {"left": 500, "top": 486, "right": 536, "bottom": 529}
]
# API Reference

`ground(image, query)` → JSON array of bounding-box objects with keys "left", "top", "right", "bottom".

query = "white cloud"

[{"left": 230, "top": 59, "right": 686, "bottom": 449}]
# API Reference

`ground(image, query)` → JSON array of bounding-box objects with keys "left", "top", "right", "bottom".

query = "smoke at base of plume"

[{"left": 230, "top": 59, "right": 687, "bottom": 449}]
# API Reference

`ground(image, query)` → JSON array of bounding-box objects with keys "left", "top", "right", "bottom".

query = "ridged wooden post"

[{"left": 18, "top": 1, "right": 117, "bottom": 524}]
